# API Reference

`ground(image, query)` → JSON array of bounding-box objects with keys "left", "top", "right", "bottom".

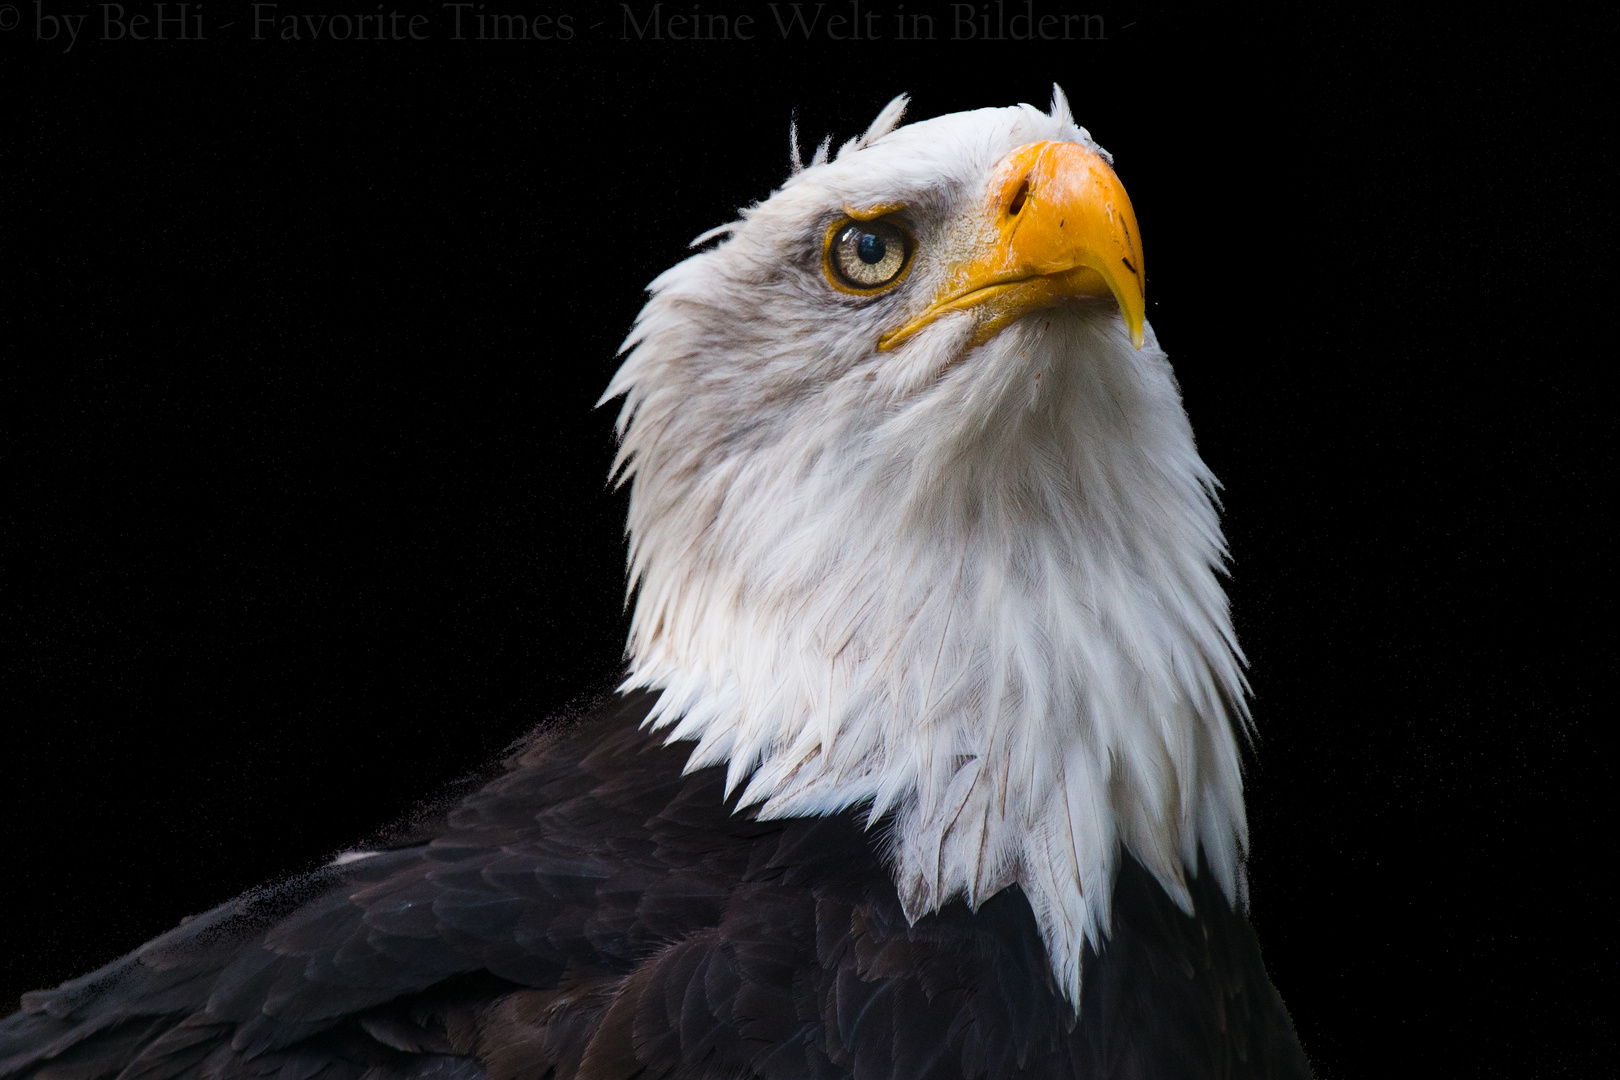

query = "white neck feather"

[{"left": 609, "top": 289, "right": 1248, "bottom": 1006}]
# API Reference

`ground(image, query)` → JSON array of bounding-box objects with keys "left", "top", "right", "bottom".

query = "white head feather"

[{"left": 600, "top": 89, "right": 1250, "bottom": 1005}]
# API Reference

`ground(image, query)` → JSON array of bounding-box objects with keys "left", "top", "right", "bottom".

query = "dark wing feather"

[{"left": 2, "top": 692, "right": 1310, "bottom": 1080}]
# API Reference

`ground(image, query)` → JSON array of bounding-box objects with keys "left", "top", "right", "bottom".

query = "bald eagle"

[{"left": 1, "top": 91, "right": 1311, "bottom": 1080}]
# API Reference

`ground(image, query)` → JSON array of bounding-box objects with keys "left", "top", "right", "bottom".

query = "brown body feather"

[{"left": 1, "top": 693, "right": 1309, "bottom": 1080}]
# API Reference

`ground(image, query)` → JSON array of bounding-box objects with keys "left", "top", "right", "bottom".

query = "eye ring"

[{"left": 823, "top": 217, "right": 913, "bottom": 294}]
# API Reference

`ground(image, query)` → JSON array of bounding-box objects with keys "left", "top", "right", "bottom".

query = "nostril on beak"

[{"left": 1008, "top": 178, "right": 1030, "bottom": 217}]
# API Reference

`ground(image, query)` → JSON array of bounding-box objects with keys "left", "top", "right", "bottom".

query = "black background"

[{"left": 1, "top": 2, "right": 1609, "bottom": 1076}]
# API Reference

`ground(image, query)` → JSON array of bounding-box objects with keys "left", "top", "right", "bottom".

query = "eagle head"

[{"left": 602, "top": 89, "right": 1248, "bottom": 1004}]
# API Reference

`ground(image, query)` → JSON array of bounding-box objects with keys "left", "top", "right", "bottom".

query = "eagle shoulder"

[{"left": 1, "top": 693, "right": 1308, "bottom": 1080}]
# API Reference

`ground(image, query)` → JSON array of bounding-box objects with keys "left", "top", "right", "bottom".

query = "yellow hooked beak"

[{"left": 878, "top": 140, "right": 1146, "bottom": 352}]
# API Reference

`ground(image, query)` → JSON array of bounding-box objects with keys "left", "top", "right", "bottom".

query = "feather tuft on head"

[
  {"left": 1049, "top": 83, "right": 1074, "bottom": 127},
  {"left": 837, "top": 93, "right": 910, "bottom": 160}
]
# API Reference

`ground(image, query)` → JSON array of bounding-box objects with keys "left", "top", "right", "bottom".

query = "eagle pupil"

[{"left": 857, "top": 232, "right": 886, "bottom": 265}]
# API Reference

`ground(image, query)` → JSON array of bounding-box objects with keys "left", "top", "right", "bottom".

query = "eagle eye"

[{"left": 826, "top": 219, "right": 911, "bottom": 292}]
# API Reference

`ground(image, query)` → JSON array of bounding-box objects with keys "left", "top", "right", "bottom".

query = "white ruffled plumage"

[{"left": 601, "top": 88, "right": 1250, "bottom": 1006}]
